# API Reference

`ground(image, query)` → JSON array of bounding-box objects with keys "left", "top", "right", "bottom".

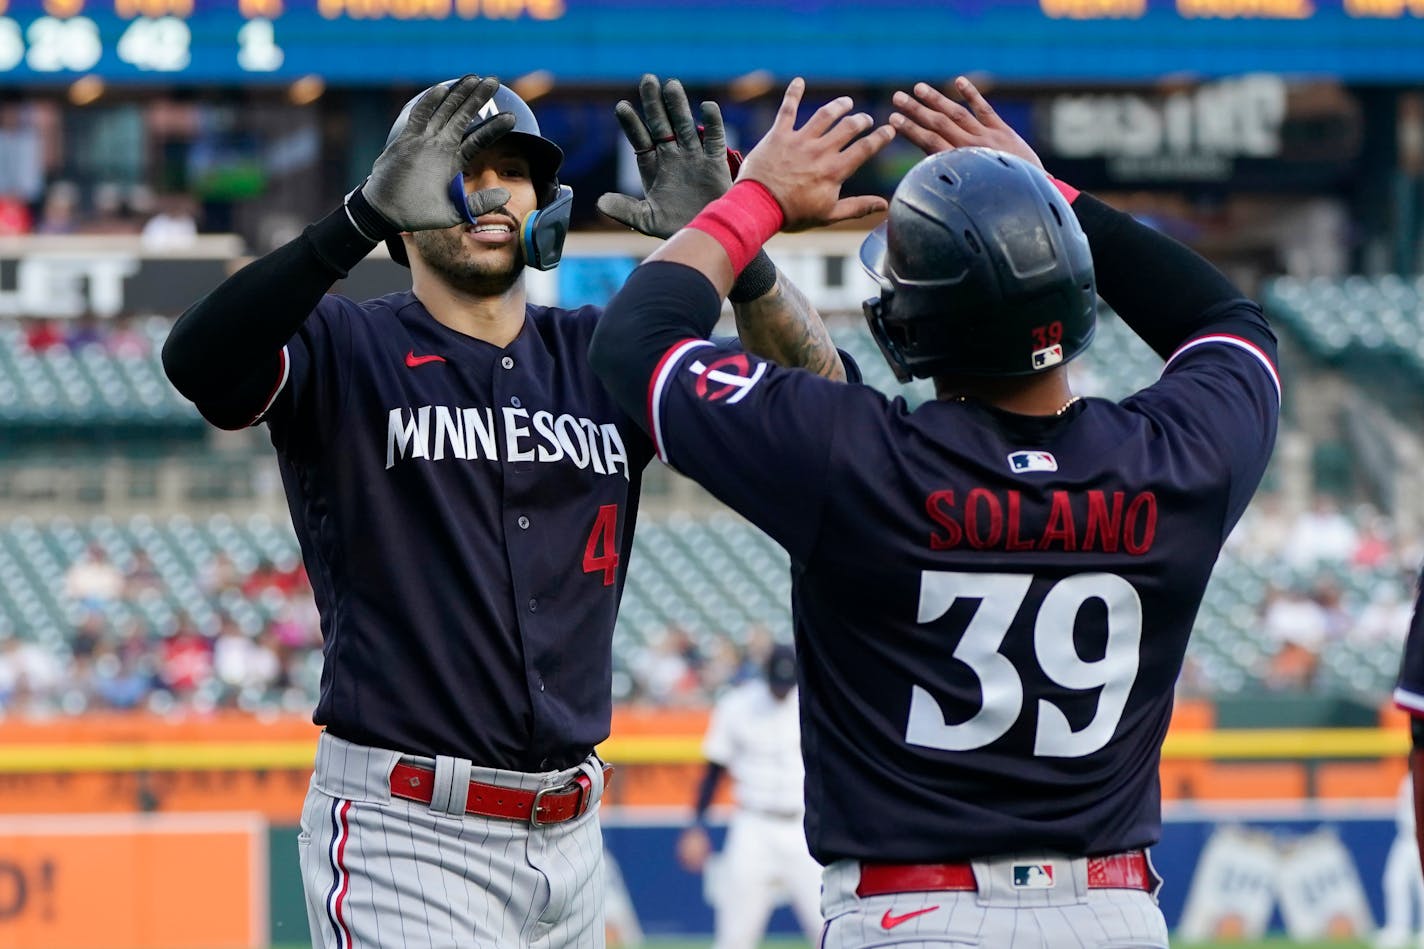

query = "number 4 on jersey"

[{"left": 582, "top": 504, "right": 621, "bottom": 586}]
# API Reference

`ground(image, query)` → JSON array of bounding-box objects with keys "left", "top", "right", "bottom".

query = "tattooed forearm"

[{"left": 732, "top": 272, "right": 846, "bottom": 382}]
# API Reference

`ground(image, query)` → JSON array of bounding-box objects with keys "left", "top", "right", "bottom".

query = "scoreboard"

[{"left": 0, "top": 0, "right": 1421, "bottom": 85}]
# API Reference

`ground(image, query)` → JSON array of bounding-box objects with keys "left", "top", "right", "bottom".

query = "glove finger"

[
  {"left": 595, "top": 193, "right": 650, "bottom": 232},
  {"left": 443, "top": 76, "right": 503, "bottom": 143},
  {"left": 662, "top": 79, "right": 701, "bottom": 150},
  {"left": 465, "top": 186, "right": 512, "bottom": 220},
  {"left": 698, "top": 101, "right": 727, "bottom": 159},
  {"left": 403, "top": 83, "right": 448, "bottom": 136},
  {"left": 613, "top": 100, "right": 654, "bottom": 154},
  {"left": 638, "top": 73, "right": 675, "bottom": 145},
  {"left": 458, "top": 112, "right": 517, "bottom": 165},
  {"left": 428, "top": 75, "right": 483, "bottom": 138}
]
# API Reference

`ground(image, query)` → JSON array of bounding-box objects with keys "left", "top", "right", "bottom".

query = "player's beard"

[{"left": 411, "top": 226, "right": 523, "bottom": 296}]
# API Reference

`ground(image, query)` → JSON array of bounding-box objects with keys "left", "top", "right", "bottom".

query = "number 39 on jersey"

[{"left": 905, "top": 570, "right": 1142, "bottom": 760}]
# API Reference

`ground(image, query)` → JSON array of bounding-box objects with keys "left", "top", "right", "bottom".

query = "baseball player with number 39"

[
  {"left": 591, "top": 76, "right": 1279, "bottom": 948},
  {"left": 162, "top": 73, "right": 847, "bottom": 948}
]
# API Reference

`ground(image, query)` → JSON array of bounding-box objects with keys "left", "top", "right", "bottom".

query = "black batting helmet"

[
  {"left": 859, "top": 148, "right": 1096, "bottom": 382},
  {"left": 383, "top": 80, "right": 570, "bottom": 269}
]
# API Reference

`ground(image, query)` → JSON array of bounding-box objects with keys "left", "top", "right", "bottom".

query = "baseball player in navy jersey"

[
  {"left": 1392, "top": 575, "right": 1424, "bottom": 885},
  {"left": 677, "top": 643, "right": 824, "bottom": 948},
  {"left": 161, "top": 74, "right": 849, "bottom": 948},
  {"left": 590, "top": 76, "right": 1280, "bottom": 948}
]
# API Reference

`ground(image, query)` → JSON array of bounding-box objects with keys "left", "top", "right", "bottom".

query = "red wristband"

[
  {"left": 1049, "top": 175, "right": 1081, "bottom": 204},
  {"left": 686, "top": 180, "right": 785, "bottom": 276}
]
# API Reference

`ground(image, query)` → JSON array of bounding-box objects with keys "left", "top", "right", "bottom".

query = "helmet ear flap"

[
  {"left": 862, "top": 279, "right": 912, "bottom": 384},
  {"left": 519, "top": 184, "right": 573, "bottom": 271}
]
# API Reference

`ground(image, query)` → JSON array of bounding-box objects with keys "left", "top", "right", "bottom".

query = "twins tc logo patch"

[
  {"left": 689, "top": 353, "right": 767, "bottom": 404},
  {"left": 1008, "top": 450, "right": 1058, "bottom": 473},
  {"left": 1032, "top": 344, "right": 1064, "bottom": 369},
  {"left": 1012, "top": 864, "right": 1056, "bottom": 889}
]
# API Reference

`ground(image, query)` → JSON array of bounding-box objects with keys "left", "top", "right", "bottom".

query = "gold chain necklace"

[{"left": 954, "top": 395, "right": 1082, "bottom": 416}]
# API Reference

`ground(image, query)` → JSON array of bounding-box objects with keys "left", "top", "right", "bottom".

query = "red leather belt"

[
  {"left": 857, "top": 849, "right": 1153, "bottom": 898},
  {"left": 389, "top": 761, "right": 613, "bottom": 826}
]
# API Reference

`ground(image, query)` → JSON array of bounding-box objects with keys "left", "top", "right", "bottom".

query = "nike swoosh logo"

[
  {"left": 405, "top": 351, "right": 446, "bottom": 368},
  {"left": 881, "top": 905, "right": 940, "bottom": 930}
]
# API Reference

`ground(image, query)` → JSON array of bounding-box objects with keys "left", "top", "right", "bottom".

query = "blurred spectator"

[
  {"left": 22, "top": 316, "right": 65, "bottom": 352},
  {"left": 63, "top": 542, "right": 124, "bottom": 616},
  {"left": 0, "top": 634, "right": 64, "bottom": 714},
  {"left": 213, "top": 616, "right": 280, "bottom": 702},
  {"left": 105, "top": 314, "right": 152, "bottom": 358},
  {"left": 1350, "top": 582, "right": 1414, "bottom": 647},
  {"left": 269, "top": 593, "right": 319, "bottom": 650},
  {"left": 140, "top": 192, "right": 199, "bottom": 250},
  {"left": 79, "top": 182, "right": 142, "bottom": 236},
  {"left": 1311, "top": 575, "right": 1353, "bottom": 642},
  {"left": 1283, "top": 495, "right": 1359, "bottom": 570},
  {"left": 159, "top": 620, "right": 213, "bottom": 698},
  {"left": 70, "top": 612, "right": 105, "bottom": 661},
  {"left": 631, "top": 625, "right": 704, "bottom": 705},
  {"left": 1226, "top": 492, "right": 1292, "bottom": 564},
  {"left": 87, "top": 641, "right": 152, "bottom": 710},
  {"left": 0, "top": 194, "right": 32, "bottom": 235},
  {"left": 1352, "top": 513, "right": 1398, "bottom": 570},
  {"left": 1261, "top": 583, "right": 1330, "bottom": 691},
  {"left": 122, "top": 549, "right": 163, "bottom": 600},
  {"left": 64, "top": 312, "right": 106, "bottom": 351},
  {"left": 34, "top": 181, "right": 78, "bottom": 234},
  {"left": 242, "top": 556, "right": 306, "bottom": 599},
  {"left": 200, "top": 551, "right": 243, "bottom": 598}
]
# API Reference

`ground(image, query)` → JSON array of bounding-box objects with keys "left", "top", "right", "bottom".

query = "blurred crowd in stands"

[
  {"left": 0, "top": 489, "right": 1417, "bottom": 717},
  {"left": 1220, "top": 493, "right": 1419, "bottom": 693},
  {"left": 0, "top": 183, "right": 200, "bottom": 249},
  {"left": 21, "top": 312, "right": 155, "bottom": 359},
  {"left": 0, "top": 542, "right": 321, "bottom": 717}
]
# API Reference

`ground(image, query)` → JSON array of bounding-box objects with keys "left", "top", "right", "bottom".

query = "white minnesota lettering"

[{"left": 385, "top": 404, "right": 631, "bottom": 479}]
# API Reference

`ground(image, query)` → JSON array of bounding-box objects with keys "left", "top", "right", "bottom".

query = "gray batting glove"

[
  {"left": 596, "top": 74, "right": 732, "bottom": 239},
  {"left": 360, "top": 75, "right": 516, "bottom": 233}
]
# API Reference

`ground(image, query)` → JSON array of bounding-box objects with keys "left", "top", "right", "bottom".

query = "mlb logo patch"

[
  {"left": 1032, "top": 344, "right": 1064, "bottom": 369},
  {"left": 1012, "top": 864, "right": 1056, "bottom": 889},
  {"left": 1008, "top": 450, "right": 1058, "bottom": 473}
]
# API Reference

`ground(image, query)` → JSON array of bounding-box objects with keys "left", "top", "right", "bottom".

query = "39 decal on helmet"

[
  {"left": 859, "top": 148, "right": 1097, "bottom": 382},
  {"left": 384, "top": 79, "right": 573, "bottom": 271}
]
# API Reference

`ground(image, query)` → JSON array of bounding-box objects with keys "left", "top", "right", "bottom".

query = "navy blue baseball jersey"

[
  {"left": 1394, "top": 572, "right": 1424, "bottom": 718},
  {"left": 257, "top": 290, "right": 653, "bottom": 770},
  {"left": 645, "top": 315, "right": 1278, "bottom": 864}
]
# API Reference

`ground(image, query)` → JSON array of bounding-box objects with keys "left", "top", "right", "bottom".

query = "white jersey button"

[
  {"left": 501, "top": 356, "right": 515, "bottom": 369},
  {"left": 518, "top": 515, "right": 530, "bottom": 529}
]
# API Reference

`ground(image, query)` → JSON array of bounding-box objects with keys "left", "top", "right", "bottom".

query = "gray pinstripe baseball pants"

[
  {"left": 819, "top": 854, "right": 1170, "bottom": 949},
  {"left": 298, "top": 732, "right": 607, "bottom": 949}
]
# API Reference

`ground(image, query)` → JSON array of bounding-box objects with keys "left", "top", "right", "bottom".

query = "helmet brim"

[{"left": 859, "top": 223, "right": 888, "bottom": 282}]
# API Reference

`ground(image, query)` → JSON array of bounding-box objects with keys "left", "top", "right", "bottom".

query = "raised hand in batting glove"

[
  {"left": 348, "top": 75, "right": 517, "bottom": 241},
  {"left": 598, "top": 74, "right": 777, "bottom": 301},
  {"left": 597, "top": 74, "right": 733, "bottom": 239}
]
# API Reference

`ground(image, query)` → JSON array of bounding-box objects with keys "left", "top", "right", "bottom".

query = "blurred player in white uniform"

[
  {"left": 676, "top": 643, "right": 822, "bottom": 948},
  {"left": 1377, "top": 772, "right": 1424, "bottom": 949}
]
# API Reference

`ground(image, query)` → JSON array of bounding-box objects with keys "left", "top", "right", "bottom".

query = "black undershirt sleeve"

[
  {"left": 692, "top": 761, "right": 726, "bottom": 826},
  {"left": 161, "top": 204, "right": 377, "bottom": 428},
  {"left": 1071, "top": 193, "right": 1265, "bottom": 360},
  {"left": 589, "top": 260, "right": 723, "bottom": 432}
]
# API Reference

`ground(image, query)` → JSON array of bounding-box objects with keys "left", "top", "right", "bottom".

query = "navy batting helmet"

[
  {"left": 383, "top": 80, "right": 572, "bottom": 270},
  {"left": 859, "top": 148, "right": 1096, "bottom": 382}
]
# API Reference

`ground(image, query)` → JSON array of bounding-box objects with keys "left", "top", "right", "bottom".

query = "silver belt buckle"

[{"left": 530, "top": 784, "right": 557, "bottom": 827}]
